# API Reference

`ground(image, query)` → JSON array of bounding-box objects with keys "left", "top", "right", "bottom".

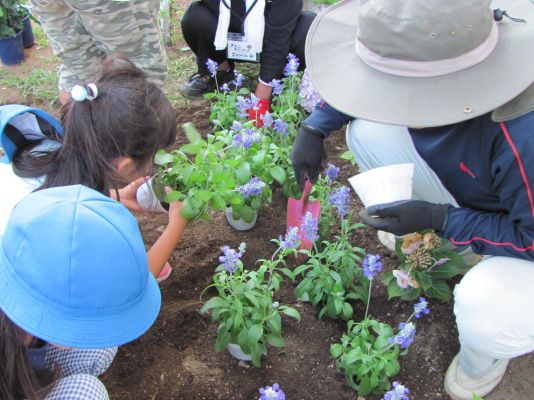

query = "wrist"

[
  {"left": 432, "top": 204, "right": 450, "bottom": 233},
  {"left": 254, "top": 81, "right": 272, "bottom": 101}
]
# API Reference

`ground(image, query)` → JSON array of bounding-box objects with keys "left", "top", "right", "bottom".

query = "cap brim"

[
  {"left": 0, "top": 249, "right": 161, "bottom": 349},
  {"left": 306, "top": 0, "right": 534, "bottom": 127}
]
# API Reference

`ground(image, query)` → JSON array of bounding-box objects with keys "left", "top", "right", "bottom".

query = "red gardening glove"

[{"left": 247, "top": 98, "right": 270, "bottom": 127}]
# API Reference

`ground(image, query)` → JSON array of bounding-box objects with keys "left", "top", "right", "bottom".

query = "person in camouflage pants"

[{"left": 30, "top": 0, "right": 167, "bottom": 104}]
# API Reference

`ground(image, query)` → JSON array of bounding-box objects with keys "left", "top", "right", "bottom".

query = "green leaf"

[
  {"left": 182, "top": 122, "right": 202, "bottom": 143},
  {"left": 211, "top": 194, "right": 226, "bottom": 210},
  {"left": 427, "top": 262, "right": 460, "bottom": 279},
  {"left": 250, "top": 197, "right": 262, "bottom": 210},
  {"left": 280, "top": 307, "right": 301, "bottom": 321},
  {"left": 247, "top": 324, "right": 264, "bottom": 346},
  {"left": 340, "top": 150, "right": 357, "bottom": 165},
  {"left": 385, "top": 359, "right": 400, "bottom": 377},
  {"left": 416, "top": 270, "right": 433, "bottom": 291},
  {"left": 164, "top": 190, "right": 182, "bottom": 203},
  {"left": 330, "top": 343, "right": 343, "bottom": 359},
  {"left": 199, "top": 296, "right": 226, "bottom": 315},
  {"left": 194, "top": 190, "right": 212, "bottom": 202},
  {"left": 240, "top": 205, "right": 256, "bottom": 223},
  {"left": 267, "top": 314, "right": 282, "bottom": 335},
  {"left": 426, "top": 280, "right": 452, "bottom": 301},
  {"left": 387, "top": 279, "right": 405, "bottom": 299},
  {"left": 236, "top": 162, "right": 251, "bottom": 184},
  {"left": 154, "top": 150, "right": 174, "bottom": 165},
  {"left": 343, "top": 349, "right": 361, "bottom": 365},
  {"left": 270, "top": 166, "right": 286, "bottom": 184},
  {"left": 266, "top": 334, "right": 285, "bottom": 348},
  {"left": 358, "top": 375, "right": 372, "bottom": 396},
  {"left": 181, "top": 198, "right": 200, "bottom": 219}
]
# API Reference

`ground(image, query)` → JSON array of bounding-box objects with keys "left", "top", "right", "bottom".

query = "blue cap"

[
  {"left": 0, "top": 185, "right": 161, "bottom": 348},
  {"left": 0, "top": 104, "right": 63, "bottom": 163}
]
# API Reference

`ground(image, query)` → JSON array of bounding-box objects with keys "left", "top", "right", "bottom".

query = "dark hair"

[
  {"left": 13, "top": 54, "right": 176, "bottom": 194},
  {"left": 0, "top": 311, "right": 57, "bottom": 400}
]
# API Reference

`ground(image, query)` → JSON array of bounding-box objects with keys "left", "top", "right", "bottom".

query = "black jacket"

[{"left": 201, "top": 0, "right": 303, "bottom": 82}]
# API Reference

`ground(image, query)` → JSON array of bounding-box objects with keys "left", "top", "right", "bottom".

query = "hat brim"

[
  {"left": 0, "top": 249, "right": 161, "bottom": 349},
  {"left": 306, "top": 0, "right": 534, "bottom": 127}
]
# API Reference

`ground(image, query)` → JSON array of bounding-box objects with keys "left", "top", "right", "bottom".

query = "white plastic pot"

[
  {"left": 226, "top": 343, "right": 252, "bottom": 361},
  {"left": 136, "top": 177, "right": 167, "bottom": 213},
  {"left": 225, "top": 208, "right": 258, "bottom": 231}
]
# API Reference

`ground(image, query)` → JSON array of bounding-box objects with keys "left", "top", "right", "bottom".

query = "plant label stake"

[{"left": 287, "top": 178, "right": 320, "bottom": 250}]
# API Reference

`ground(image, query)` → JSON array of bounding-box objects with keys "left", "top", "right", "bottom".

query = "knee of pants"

[
  {"left": 181, "top": 2, "right": 214, "bottom": 39},
  {"left": 45, "top": 374, "right": 108, "bottom": 400},
  {"left": 454, "top": 256, "right": 534, "bottom": 359}
]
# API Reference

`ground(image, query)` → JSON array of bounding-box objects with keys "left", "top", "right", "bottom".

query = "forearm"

[
  {"left": 255, "top": 81, "right": 273, "bottom": 101},
  {"left": 302, "top": 102, "right": 354, "bottom": 137},
  {"left": 147, "top": 219, "right": 188, "bottom": 277}
]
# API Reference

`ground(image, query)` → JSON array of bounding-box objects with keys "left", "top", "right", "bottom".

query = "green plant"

[
  {"left": 199, "top": 242, "right": 300, "bottom": 367},
  {"left": 382, "top": 232, "right": 466, "bottom": 301},
  {"left": 0, "top": 68, "right": 58, "bottom": 105},
  {"left": 0, "top": 0, "right": 24, "bottom": 38}
]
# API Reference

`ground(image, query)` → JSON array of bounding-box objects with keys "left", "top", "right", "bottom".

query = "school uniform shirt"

[
  {"left": 0, "top": 162, "right": 41, "bottom": 236},
  {"left": 201, "top": 0, "right": 303, "bottom": 83},
  {"left": 303, "top": 103, "right": 534, "bottom": 260}
]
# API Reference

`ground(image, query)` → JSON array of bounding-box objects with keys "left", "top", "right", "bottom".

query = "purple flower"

[
  {"left": 261, "top": 112, "right": 274, "bottom": 129},
  {"left": 242, "top": 128, "right": 260, "bottom": 149},
  {"left": 238, "top": 177, "right": 265, "bottom": 198},
  {"left": 230, "top": 120, "right": 243, "bottom": 132},
  {"left": 362, "top": 254, "right": 382, "bottom": 280},
  {"left": 298, "top": 69, "right": 322, "bottom": 112},
  {"left": 220, "top": 82, "right": 230, "bottom": 92},
  {"left": 270, "top": 79, "right": 284, "bottom": 95},
  {"left": 279, "top": 226, "right": 300, "bottom": 250},
  {"left": 259, "top": 383, "right": 285, "bottom": 400},
  {"left": 413, "top": 297, "right": 430, "bottom": 318},
  {"left": 328, "top": 186, "right": 350, "bottom": 217},
  {"left": 383, "top": 382, "right": 410, "bottom": 400},
  {"left": 250, "top": 93, "right": 260, "bottom": 110},
  {"left": 324, "top": 163, "right": 340, "bottom": 181},
  {"left": 301, "top": 211, "right": 319, "bottom": 242},
  {"left": 284, "top": 53, "right": 300, "bottom": 77},
  {"left": 206, "top": 58, "right": 218, "bottom": 78},
  {"left": 219, "top": 244, "right": 245, "bottom": 274},
  {"left": 233, "top": 71, "right": 244, "bottom": 87},
  {"left": 273, "top": 119, "right": 288, "bottom": 136},
  {"left": 389, "top": 322, "right": 416, "bottom": 350},
  {"left": 236, "top": 96, "right": 250, "bottom": 118}
]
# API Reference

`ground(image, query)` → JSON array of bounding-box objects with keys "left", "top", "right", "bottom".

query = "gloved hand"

[
  {"left": 248, "top": 98, "right": 270, "bottom": 127},
  {"left": 359, "top": 200, "right": 450, "bottom": 236},
  {"left": 291, "top": 125, "right": 325, "bottom": 191}
]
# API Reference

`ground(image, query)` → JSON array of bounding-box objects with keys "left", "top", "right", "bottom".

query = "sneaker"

[
  {"left": 156, "top": 262, "right": 173, "bottom": 283},
  {"left": 444, "top": 354, "right": 509, "bottom": 400},
  {"left": 180, "top": 69, "right": 235, "bottom": 98}
]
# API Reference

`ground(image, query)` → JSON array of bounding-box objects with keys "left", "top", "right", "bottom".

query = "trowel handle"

[{"left": 301, "top": 178, "right": 313, "bottom": 203}]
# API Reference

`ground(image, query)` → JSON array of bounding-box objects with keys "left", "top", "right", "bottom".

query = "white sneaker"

[{"left": 444, "top": 354, "right": 509, "bottom": 400}]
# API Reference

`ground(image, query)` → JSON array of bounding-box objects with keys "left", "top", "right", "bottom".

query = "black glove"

[
  {"left": 359, "top": 200, "right": 450, "bottom": 236},
  {"left": 291, "top": 125, "right": 325, "bottom": 191}
]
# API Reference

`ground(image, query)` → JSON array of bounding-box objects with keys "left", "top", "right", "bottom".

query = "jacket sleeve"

[
  {"left": 259, "top": 0, "right": 303, "bottom": 83},
  {"left": 302, "top": 102, "right": 355, "bottom": 137},
  {"left": 442, "top": 121, "right": 534, "bottom": 260}
]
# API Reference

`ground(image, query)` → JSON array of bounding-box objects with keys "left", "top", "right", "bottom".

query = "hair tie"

[{"left": 71, "top": 83, "right": 99, "bottom": 102}]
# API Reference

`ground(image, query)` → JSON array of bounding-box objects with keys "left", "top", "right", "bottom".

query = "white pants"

[{"left": 346, "top": 120, "right": 534, "bottom": 377}]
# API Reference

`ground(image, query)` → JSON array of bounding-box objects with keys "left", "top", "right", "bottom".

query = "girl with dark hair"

[
  {"left": 0, "top": 54, "right": 187, "bottom": 282},
  {"left": 0, "top": 185, "right": 162, "bottom": 399}
]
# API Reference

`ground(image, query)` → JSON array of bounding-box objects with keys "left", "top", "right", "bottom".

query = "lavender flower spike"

[
  {"left": 389, "top": 322, "right": 416, "bottom": 350},
  {"left": 284, "top": 53, "right": 300, "bottom": 77},
  {"left": 362, "top": 254, "right": 382, "bottom": 280},
  {"left": 279, "top": 226, "right": 300, "bottom": 250},
  {"left": 238, "top": 177, "right": 265, "bottom": 198},
  {"left": 233, "top": 71, "right": 244, "bottom": 87},
  {"left": 301, "top": 211, "right": 319, "bottom": 242},
  {"left": 383, "top": 382, "right": 410, "bottom": 400},
  {"left": 259, "top": 383, "right": 285, "bottom": 400},
  {"left": 328, "top": 186, "right": 351, "bottom": 217},
  {"left": 261, "top": 112, "right": 274, "bottom": 129},
  {"left": 206, "top": 58, "right": 218, "bottom": 78},
  {"left": 273, "top": 119, "right": 288, "bottom": 136},
  {"left": 324, "top": 163, "right": 340, "bottom": 181},
  {"left": 413, "top": 297, "right": 430, "bottom": 318},
  {"left": 270, "top": 79, "right": 284, "bottom": 95},
  {"left": 218, "top": 245, "right": 244, "bottom": 274}
]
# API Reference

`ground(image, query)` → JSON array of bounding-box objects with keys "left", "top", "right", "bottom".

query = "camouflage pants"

[{"left": 30, "top": 0, "right": 167, "bottom": 90}]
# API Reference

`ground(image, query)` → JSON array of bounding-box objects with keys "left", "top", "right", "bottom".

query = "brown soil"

[{"left": 4, "top": 12, "right": 533, "bottom": 400}]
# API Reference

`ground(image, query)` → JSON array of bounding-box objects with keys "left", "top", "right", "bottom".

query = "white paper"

[{"left": 348, "top": 163, "right": 414, "bottom": 208}]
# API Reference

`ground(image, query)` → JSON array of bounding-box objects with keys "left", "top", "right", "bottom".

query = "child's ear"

[{"left": 113, "top": 156, "right": 136, "bottom": 178}]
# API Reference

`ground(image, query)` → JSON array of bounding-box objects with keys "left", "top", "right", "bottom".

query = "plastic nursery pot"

[
  {"left": 136, "top": 177, "right": 168, "bottom": 213},
  {"left": 21, "top": 10, "right": 34, "bottom": 48},
  {"left": 226, "top": 343, "right": 253, "bottom": 361},
  {"left": 225, "top": 207, "right": 258, "bottom": 231},
  {"left": 0, "top": 31, "right": 25, "bottom": 65}
]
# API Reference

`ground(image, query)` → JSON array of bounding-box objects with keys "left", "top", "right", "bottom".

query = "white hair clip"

[{"left": 71, "top": 83, "right": 99, "bottom": 102}]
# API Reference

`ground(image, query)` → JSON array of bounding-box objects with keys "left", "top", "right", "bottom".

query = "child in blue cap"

[
  {"left": 0, "top": 184, "right": 161, "bottom": 399},
  {"left": 0, "top": 54, "right": 187, "bottom": 283}
]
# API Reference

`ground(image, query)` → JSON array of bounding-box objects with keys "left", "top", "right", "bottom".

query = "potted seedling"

[{"left": 0, "top": 0, "right": 25, "bottom": 64}]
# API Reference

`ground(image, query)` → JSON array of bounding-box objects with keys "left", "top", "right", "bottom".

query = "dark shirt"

[{"left": 303, "top": 102, "right": 534, "bottom": 260}]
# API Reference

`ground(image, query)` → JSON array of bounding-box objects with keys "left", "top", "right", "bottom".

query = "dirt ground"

[{"left": 1, "top": 13, "right": 533, "bottom": 400}]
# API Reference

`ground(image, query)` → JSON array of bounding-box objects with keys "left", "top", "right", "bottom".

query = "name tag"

[{"left": 227, "top": 33, "right": 260, "bottom": 62}]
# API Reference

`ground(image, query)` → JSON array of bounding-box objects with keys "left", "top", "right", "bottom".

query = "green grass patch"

[{"left": 0, "top": 68, "right": 58, "bottom": 105}]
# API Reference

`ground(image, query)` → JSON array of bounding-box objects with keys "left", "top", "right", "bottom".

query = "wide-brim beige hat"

[{"left": 306, "top": 0, "right": 534, "bottom": 127}]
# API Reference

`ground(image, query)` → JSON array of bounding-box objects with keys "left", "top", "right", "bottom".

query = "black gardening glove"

[
  {"left": 359, "top": 200, "right": 450, "bottom": 236},
  {"left": 291, "top": 125, "right": 325, "bottom": 191}
]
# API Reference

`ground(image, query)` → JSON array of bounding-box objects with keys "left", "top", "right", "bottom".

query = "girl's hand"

[
  {"left": 165, "top": 187, "right": 190, "bottom": 227},
  {"left": 113, "top": 176, "right": 149, "bottom": 213}
]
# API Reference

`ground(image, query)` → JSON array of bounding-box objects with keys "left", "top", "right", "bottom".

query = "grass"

[{"left": 0, "top": 68, "right": 58, "bottom": 106}]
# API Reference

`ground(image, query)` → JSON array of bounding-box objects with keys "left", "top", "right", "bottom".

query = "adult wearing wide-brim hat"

[
  {"left": 292, "top": 0, "right": 534, "bottom": 399},
  {"left": 0, "top": 185, "right": 161, "bottom": 399}
]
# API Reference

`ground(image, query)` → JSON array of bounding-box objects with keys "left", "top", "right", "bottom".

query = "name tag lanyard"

[{"left": 221, "top": 0, "right": 261, "bottom": 36}]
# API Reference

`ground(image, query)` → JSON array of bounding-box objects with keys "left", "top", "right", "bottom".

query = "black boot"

[{"left": 180, "top": 69, "right": 235, "bottom": 99}]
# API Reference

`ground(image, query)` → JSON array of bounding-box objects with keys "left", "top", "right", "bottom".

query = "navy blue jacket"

[{"left": 303, "top": 102, "right": 534, "bottom": 260}]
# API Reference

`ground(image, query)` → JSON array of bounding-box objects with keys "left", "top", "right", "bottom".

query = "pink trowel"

[{"left": 286, "top": 178, "right": 321, "bottom": 250}]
